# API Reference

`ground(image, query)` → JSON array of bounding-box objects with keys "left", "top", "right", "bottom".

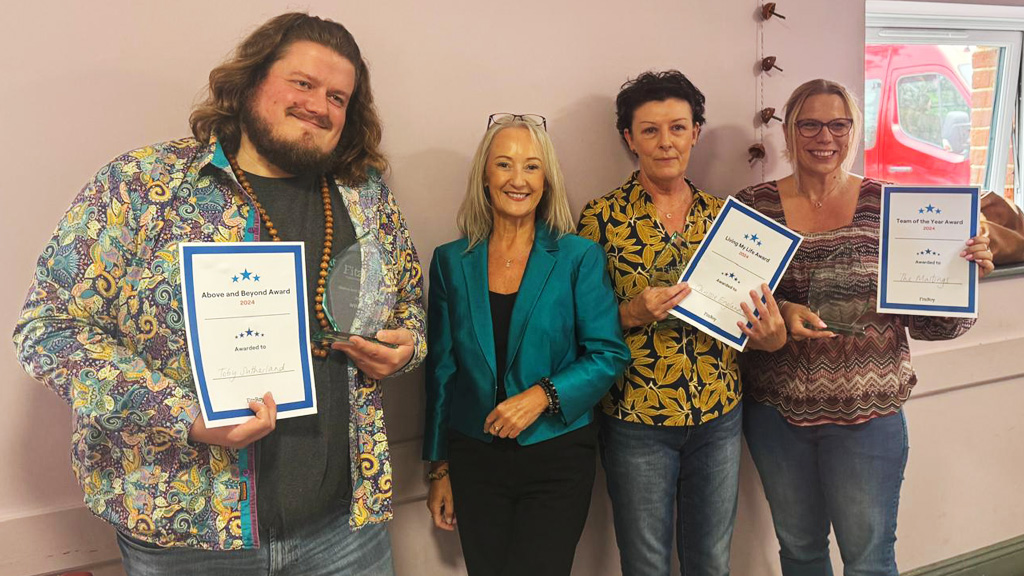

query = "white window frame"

[{"left": 867, "top": 1, "right": 1024, "bottom": 206}]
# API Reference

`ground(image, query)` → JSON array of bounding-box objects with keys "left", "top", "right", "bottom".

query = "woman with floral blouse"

[{"left": 577, "top": 70, "right": 786, "bottom": 576}]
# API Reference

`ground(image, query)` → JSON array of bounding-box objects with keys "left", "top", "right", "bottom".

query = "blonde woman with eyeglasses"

[
  {"left": 422, "top": 114, "right": 629, "bottom": 576},
  {"left": 736, "top": 79, "right": 994, "bottom": 576}
]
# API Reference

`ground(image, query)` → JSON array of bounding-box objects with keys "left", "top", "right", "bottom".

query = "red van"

[{"left": 864, "top": 44, "right": 972, "bottom": 185}]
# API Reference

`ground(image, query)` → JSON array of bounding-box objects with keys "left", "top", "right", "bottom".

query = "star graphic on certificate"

[
  {"left": 240, "top": 269, "right": 252, "bottom": 280},
  {"left": 750, "top": 233, "right": 760, "bottom": 243},
  {"left": 919, "top": 208, "right": 925, "bottom": 214},
  {"left": 925, "top": 204, "right": 936, "bottom": 213},
  {"left": 232, "top": 275, "right": 239, "bottom": 282},
  {"left": 246, "top": 328, "right": 254, "bottom": 336},
  {"left": 253, "top": 274, "right": 261, "bottom": 282}
]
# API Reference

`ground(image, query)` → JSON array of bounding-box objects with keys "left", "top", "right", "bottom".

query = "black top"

[
  {"left": 244, "top": 171, "right": 357, "bottom": 537},
  {"left": 489, "top": 290, "right": 517, "bottom": 403}
]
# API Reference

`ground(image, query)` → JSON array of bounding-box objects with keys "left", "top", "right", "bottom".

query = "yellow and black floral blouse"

[{"left": 577, "top": 171, "right": 740, "bottom": 426}]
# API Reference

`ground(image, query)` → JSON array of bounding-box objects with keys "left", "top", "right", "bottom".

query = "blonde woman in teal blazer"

[{"left": 423, "top": 114, "right": 628, "bottom": 576}]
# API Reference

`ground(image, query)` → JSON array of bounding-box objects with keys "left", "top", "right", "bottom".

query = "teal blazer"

[{"left": 423, "top": 225, "right": 629, "bottom": 461}]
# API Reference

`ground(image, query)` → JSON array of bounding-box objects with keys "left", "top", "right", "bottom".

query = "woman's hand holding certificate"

[
  {"left": 961, "top": 236, "right": 995, "bottom": 277},
  {"left": 620, "top": 284, "right": 692, "bottom": 329},
  {"left": 737, "top": 284, "right": 787, "bottom": 351}
]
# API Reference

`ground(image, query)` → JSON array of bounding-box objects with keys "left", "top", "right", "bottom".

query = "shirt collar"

[{"left": 195, "top": 135, "right": 232, "bottom": 176}]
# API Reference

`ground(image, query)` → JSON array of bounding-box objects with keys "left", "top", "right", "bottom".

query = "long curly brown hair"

[{"left": 190, "top": 13, "right": 387, "bottom": 185}]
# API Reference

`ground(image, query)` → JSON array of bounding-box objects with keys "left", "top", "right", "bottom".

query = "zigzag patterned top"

[{"left": 735, "top": 178, "right": 975, "bottom": 425}]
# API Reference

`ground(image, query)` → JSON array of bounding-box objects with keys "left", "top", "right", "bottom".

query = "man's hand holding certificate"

[{"left": 669, "top": 197, "right": 802, "bottom": 351}]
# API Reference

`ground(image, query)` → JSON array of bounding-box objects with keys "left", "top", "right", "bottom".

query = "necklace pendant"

[{"left": 504, "top": 259, "right": 512, "bottom": 268}]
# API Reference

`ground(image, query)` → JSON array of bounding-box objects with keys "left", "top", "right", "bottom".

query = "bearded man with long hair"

[{"left": 13, "top": 13, "right": 425, "bottom": 576}]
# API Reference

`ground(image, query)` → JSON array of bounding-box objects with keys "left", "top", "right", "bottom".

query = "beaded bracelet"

[
  {"left": 537, "top": 377, "right": 561, "bottom": 415},
  {"left": 427, "top": 468, "right": 449, "bottom": 482}
]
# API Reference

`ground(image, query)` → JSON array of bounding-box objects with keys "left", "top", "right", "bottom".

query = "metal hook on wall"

[
  {"left": 760, "top": 56, "right": 784, "bottom": 73},
  {"left": 760, "top": 107, "right": 783, "bottom": 125},
  {"left": 761, "top": 2, "right": 787, "bottom": 20}
]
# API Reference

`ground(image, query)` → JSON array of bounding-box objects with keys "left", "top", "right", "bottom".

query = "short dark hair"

[
  {"left": 190, "top": 12, "right": 387, "bottom": 185},
  {"left": 615, "top": 70, "right": 707, "bottom": 139}
]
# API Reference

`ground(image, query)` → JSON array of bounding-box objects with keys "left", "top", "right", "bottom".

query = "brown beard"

[{"left": 240, "top": 100, "right": 337, "bottom": 177}]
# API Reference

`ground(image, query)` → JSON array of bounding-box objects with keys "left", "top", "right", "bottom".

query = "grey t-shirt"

[{"left": 243, "top": 171, "right": 357, "bottom": 537}]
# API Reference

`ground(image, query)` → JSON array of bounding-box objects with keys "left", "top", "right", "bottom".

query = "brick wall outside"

[{"left": 969, "top": 47, "right": 1016, "bottom": 201}]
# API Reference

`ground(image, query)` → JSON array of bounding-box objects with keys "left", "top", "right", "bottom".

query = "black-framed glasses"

[
  {"left": 795, "top": 118, "right": 854, "bottom": 138},
  {"left": 487, "top": 113, "right": 547, "bottom": 131}
]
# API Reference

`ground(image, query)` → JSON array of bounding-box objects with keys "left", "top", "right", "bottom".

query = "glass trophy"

[
  {"left": 649, "top": 233, "right": 689, "bottom": 332},
  {"left": 806, "top": 244, "right": 870, "bottom": 337},
  {"left": 312, "top": 233, "right": 399, "bottom": 349}
]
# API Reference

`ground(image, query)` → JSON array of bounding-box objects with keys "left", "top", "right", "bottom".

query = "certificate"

[
  {"left": 180, "top": 242, "right": 317, "bottom": 427},
  {"left": 877, "top": 185, "right": 979, "bottom": 318},
  {"left": 669, "top": 197, "right": 802, "bottom": 351}
]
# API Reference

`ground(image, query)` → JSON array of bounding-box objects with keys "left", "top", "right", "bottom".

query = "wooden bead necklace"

[{"left": 227, "top": 153, "right": 334, "bottom": 358}]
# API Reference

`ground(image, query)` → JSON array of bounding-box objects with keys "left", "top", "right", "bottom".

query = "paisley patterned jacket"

[{"left": 12, "top": 137, "right": 426, "bottom": 550}]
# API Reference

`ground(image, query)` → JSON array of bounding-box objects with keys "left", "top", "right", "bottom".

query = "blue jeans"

[
  {"left": 116, "top": 512, "right": 394, "bottom": 576},
  {"left": 599, "top": 404, "right": 742, "bottom": 576},
  {"left": 743, "top": 402, "right": 909, "bottom": 576}
]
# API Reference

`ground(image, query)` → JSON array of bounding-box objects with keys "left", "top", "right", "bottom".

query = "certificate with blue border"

[
  {"left": 877, "top": 185, "right": 979, "bottom": 318},
  {"left": 180, "top": 242, "right": 317, "bottom": 427},
  {"left": 668, "top": 196, "right": 802, "bottom": 351}
]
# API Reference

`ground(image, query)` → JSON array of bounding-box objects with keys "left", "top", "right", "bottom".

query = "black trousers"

[{"left": 447, "top": 423, "right": 597, "bottom": 576}]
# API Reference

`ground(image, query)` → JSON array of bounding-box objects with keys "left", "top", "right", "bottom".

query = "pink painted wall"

[{"left": 1, "top": 1, "right": 1020, "bottom": 575}]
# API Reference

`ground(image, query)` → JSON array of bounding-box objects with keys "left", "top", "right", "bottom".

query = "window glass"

[
  {"left": 1010, "top": 105, "right": 1019, "bottom": 204},
  {"left": 864, "top": 39, "right": 1016, "bottom": 190},
  {"left": 865, "top": 79, "right": 882, "bottom": 149},
  {"left": 957, "top": 63, "right": 973, "bottom": 86},
  {"left": 867, "top": 6, "right": 1024, "bottom": 255},
  {"left": 896, "top": 73, "right": 970, "bottom": 153}
]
